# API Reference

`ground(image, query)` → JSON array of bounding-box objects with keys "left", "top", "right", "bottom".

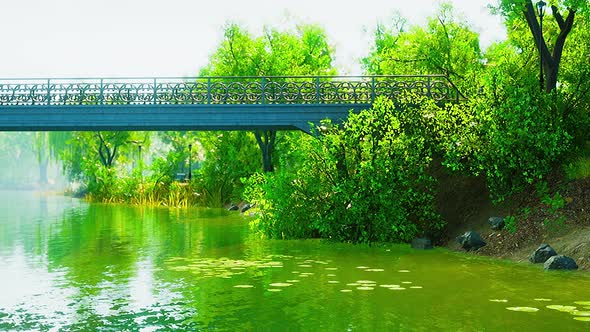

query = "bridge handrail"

[{"left": 0, "top": 75, "right": 463, "bottom": 106}]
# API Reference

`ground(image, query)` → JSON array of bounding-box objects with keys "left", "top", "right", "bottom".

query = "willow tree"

[{"left": 495, "top": 0, "right": 588, "bottom": 92}]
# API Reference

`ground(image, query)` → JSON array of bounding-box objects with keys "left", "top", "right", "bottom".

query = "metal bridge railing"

[{"left": 0, "top": 75, "right": 463, "bottom": 106}]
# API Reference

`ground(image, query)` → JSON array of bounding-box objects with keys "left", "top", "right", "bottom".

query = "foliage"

[
  {"left": 183, "top": 22, "right": 337, "bottom": 205},
  {"left": 363, "top": 3, "right": 483, "bottom": 92},
  {"left": 492, "top": 0, "right": 589, "bottom": 92},
  {"left": 246, "top": 97, "right": 445, "bottom": 243},
  {"left": 195, "top": 131, "right": 260, "bottom": 207},
  {"left": 504, "top": 215, "right": 518, "bottom": 233},
  {"left": 469, "top": 86, "right": 572, "bottom": 202},
  {"left": 60, "top": 131, "right": 149, "bottom": 182}
]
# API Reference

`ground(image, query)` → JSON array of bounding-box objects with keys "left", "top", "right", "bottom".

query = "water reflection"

[{"left": 1, "top": 191, "right": 590, "bottom": 331}]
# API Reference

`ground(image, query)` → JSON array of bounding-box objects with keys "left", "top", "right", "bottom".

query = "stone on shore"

[
  {"left": 529, "top": 244, "right": 558, "bottom": 264},
  {"left": 456, "top": 231, "right": 486, "bottom": 251},
  {"left": 488, "top": 217, "right": 505, "bottom": 231},
  {"left": 543, "top": 255, "right": 578, "bottom": 270},
  {"left": 241, "top": 203, "right": 252, "bottom": 213}
]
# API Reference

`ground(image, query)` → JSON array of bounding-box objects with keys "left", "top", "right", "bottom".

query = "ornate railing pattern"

[{"left": 0, "top": 75, "right": 462, "bottom": 106}]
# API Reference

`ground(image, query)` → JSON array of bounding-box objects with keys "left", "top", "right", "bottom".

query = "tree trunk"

[
  {"left": 523, "top": 1, "right": 576, "bottom": 92},
  {"left": 254, "top": 130, "right": 276, "bottom": 173}
]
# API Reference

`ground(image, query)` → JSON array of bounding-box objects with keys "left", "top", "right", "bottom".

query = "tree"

[
  {"left": 363, "top": 3, "right": 483, "bottom": 92},
  {"left": 201, "top": 23, "right": 336, "bottom": 173},
  {"left": 494, "top": 0, "right": 588, "bottom": 92},
  {"left": 60, "top": 131, "right": 149, "bottom": 182}
]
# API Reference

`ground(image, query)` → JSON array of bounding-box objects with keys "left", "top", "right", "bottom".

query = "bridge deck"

[{"left": 0, "top": 75, "right": 462, "bottom": 132}]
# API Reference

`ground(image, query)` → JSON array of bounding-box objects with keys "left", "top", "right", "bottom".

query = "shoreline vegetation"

[{"left": 5, "top": 3, "right": 590, "bottom": 270}]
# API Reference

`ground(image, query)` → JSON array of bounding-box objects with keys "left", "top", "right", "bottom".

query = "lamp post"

[
  {"left": 537, "top": 0, "right": 546, "bottom": 91},
  {"left": 188, "top": 144, "right": 192, "bottom": 181}
]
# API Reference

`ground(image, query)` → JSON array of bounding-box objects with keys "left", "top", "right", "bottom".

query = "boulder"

[
  {"left": 488, "top": 217, "right": 505, "bottom": 231},
  {"left": 456, "top": 231, "right": 486, "bottom": 251},
  {"left": 411, "top": 237, "right": 433, "bottom": 250},
  {"left": 241, "top": 203, "right": 252, "bottom": 213},
  {"left": 529, "top": 244, "right": 558, "bottom": 263},
  {"left": 228, "top": 205, "right": 239, "bottom": 211},
  {"left": 543, "top": 255, "right": 578, "bottom": 270}
]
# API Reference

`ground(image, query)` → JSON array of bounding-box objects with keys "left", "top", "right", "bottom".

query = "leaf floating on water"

[
  {"left": 357, "top": 286, "right": 375, "bottom": 290},
  {"left": 327, "top": 274, "right": 337, "bottom": 277},
  {"left": 291, "top": 271, "right": 300, "bottom": 274},
  {"left": 489, "top": 299, "right": 509, "bottom": 303},
  {"left": 233, "top": 285, "right": 254, "bottom": 288},
  {"left": 506, "top": 307, "right": 540, "bottom": 313},
  {"left": 325, "top": 267, "right": 338, "bottom": 271},
  {"left": 267, "top": 289, "right": 282, "bottom": 292},
  {"left": 356, "top": 280, "right": 377, "bottom": 284},
  {"left": 388, "top": 287, "right": 406, "bottom": 290},
  {"left": 574, "top": 317, "right": 590, "bottom": 322},
  {"left": 401, "top": 281, "right": 412, "bottom": 284},
  {"left": 575, "top": 301, "right": 590, "bottom": 306},
  {"left": 298, "top": 264, "right": 313, "bottom": 268},
  {"left": 328, "top": 281, "right": 340, "bottom": 284},
  {"left": 546, "top": 305, "right": 578, "bottom": 313},
  {"left": 379, "top": 284, "right": 400, "bottom": 288},
  {"left": 572, "top": 311, "right": 590, "bottom": 317},
  {"left": 365, "top": 269, "right": 385, "bottom": 272},
  {"left": 409, "top": 286, "right": 423, "bottom": 289},
  {"left": 533, "top": 298, "right": 552, "bottom": 302},
  {"left": 340, "top": 289, "right": 353, "bottom": 293},
  {"left": 356, "top": 266, "right": 370, "bottom": 269},
  {"left": 269, "top": 283, "right": 292, "bottom": 287},
  {"left": 286, "top": 280, "right": 300, "bottom": 283},
  {"left": 398, "top": 270, "right": 410, "bottom": 273}
]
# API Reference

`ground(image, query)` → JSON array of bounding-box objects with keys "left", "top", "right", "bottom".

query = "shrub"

[{"left": 245, "top": 97, "right": 445, "bottom": 243}]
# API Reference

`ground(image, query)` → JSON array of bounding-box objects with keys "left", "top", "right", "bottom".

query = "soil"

[{"left": 438, "top": 170, "right": 590, "bottom": 271}]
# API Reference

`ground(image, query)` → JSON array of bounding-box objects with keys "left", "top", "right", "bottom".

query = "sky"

[{"left": 0, "top": 0, "right": 507, "bottom": 78}]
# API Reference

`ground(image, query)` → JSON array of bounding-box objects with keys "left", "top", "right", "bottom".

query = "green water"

[{"left": 1, "top": 191, "right": 590, "bottom": 331}]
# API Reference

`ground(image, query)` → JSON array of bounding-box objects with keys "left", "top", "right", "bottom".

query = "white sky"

[{"left": 0, "top": 0, "right": 506, "bottom": 78}]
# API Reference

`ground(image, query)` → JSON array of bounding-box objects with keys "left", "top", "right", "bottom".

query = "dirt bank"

[{"left": 439, "top": 172, "right": 590, "bottom": 271}]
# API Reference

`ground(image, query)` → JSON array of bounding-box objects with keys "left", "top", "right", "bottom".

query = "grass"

[{"left": 564, "top": 141, "right": 590, "bottom": 180}]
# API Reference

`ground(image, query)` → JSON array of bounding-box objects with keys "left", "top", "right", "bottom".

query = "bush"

[{"left": 245, "top": 97, "right": 445, "bottom": 243}]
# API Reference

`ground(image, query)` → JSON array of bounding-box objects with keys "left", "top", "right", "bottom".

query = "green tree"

[
  {"left": 201, "top": 22, "right": 336, "bottom": 173},
  {"left": 60, "top": 131, "right": 150, "bottom": 196},
  {"left": 494, "top": 0, "right": 588, "bottom": 92},
  {"left": 363, "top": 3, "right": 483, "bottom": 92},
  {"left": 184, "top": 22, "right": 336, "bottom": 205}
]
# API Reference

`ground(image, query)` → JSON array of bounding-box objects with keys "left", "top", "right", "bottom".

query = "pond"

[{"left": 1, "top": 190, "right": 590, "bottom": 331}]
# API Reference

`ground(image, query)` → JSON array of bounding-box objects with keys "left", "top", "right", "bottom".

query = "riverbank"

[{"left": 442, "top": 175, "right": 590, "bottom": 271}]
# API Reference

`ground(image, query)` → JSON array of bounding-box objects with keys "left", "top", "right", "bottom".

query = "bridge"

[{"left": 0, "top": 75, "right": 462, "bottom": 133}]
